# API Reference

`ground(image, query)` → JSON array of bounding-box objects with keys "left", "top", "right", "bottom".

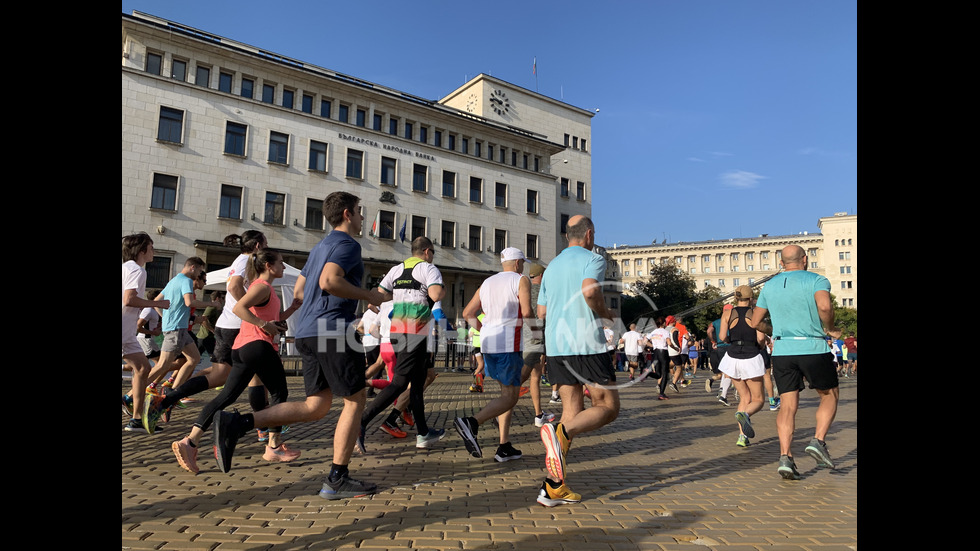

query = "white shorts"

[{"left": 718, "top": 352, "right": 766, "bottom": 380}]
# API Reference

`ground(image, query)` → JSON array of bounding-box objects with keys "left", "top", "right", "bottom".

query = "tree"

[
  {"left": 621, "top": 263, "right": 698, "bottom": 330},
  {"left": 829, "top": 292, "right": 858, "bottom": 335}
]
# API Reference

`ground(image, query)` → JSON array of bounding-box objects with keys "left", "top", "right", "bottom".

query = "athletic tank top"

[
  {"left": 233, "top": 279, "right": 280, "bottom": 351},
  {"left": 478, "top": 271, "right": 524, "bottom": 354},
  {"left": 725, "top": 306, "right": 760, "bottom": 359}
]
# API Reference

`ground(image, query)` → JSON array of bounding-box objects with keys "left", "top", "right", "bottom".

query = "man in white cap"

[{"left": 454, "top": 247, "right": 533, "bottom": 463}]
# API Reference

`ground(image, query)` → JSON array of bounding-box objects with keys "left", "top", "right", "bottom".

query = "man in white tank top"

[{"left": 454, "top": 247, "right": 533, "bottom": 463}]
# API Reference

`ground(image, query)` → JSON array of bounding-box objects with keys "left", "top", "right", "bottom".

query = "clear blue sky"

[{"left": 122, "top": 1, "right": 857, "bottom": 249}]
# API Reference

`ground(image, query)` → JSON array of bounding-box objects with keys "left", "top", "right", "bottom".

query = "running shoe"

[
  {"left": 519, "top": 386, "right": 530, "bottom": 397},
  {"left": 534, "top": 412, "right": 556, "bottom": 427},
  {"left": 736, "top": 434, "right": 749, "bottom": 448},
  {"left": 122, "top": 395, "right": 134, "bottom": 416},
  {"left": 319, "top": 473, "right": 378, "bottom": 500},
  {"left": 541, "top": 378, "right": 551, "bottom": 387},
  {"left": 469, "top": 384, "right": 483, "bottom": 393},
  {"left": 161, "top": 379, "right": 175, "bottom": 390},
  {"left": 717, "top": 394, "right": 730, "bottom": 406},
  {"left": 540, "top": 423, "right": 567, "bottom": 482},
  {"left": 705, "top": 378, "right": 714, "bottom": 393},
  {"left": 212, "top": 410, "right": 242, "bottom": 474},
  {"left": 380, "top": 422, "right": 407, "bottom": 438},
  {"left": 257, "top": 429, "right": 269, "bottom": 442},
  {"left": 124, "top": 418, "right": 145, "bottom": 432},
  {"left": 416, "top": 428, "right": 447, "bottom": 449},
  {"left": 454, "top": 417, "right": 481, "bottom": 458},
  {"left": 401, "top": 410, "right": 415, "bottom": 427},
  {"left": 769, "top": 397, "right": 781, "bottom": 411},
  {"left": 355, "top": 427, "right": 367, "bottom": 454},
  {"left": 493, "top": 442, "right": 523, "bottom": 462},
  {"left": 549, "top": 396, "right": 562, "bottom": 404},
  {"left": 680, "top": 379, "right": 691, "bottom": 388},
  {"left": 778, "top": 455, "right": 801, "bottom": 480},
  {"left": 735, "top": 411, "right": 755, "bottom": 438},
  {"left": 658, "top": 394, "right": 669, "bottom": 400},
  {"left": 668, "top": 382, "right": 679, "bottom": 393},
  {"left": 263, "top": 443, "right": 301, "bottom": 463},
  {"left": 142, "top": 393, "right": 167, "bottom": 434},
  {"left": 172, "top": 437, "right": 199, "bottom": 474},
  {"left": 536, "top": 480, "right": 581, "bottom": 507},
  {"left": 804, "top": 438, "right": 835, "bottom": 469}
]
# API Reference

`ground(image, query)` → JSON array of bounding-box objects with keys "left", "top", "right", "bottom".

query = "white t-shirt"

[
  {"left": 681, "top": 333, "right": 692, "bottom": 355},
  {"left": 137, "top": 307, "right": 161, "bottom": 355},
  {"left": 604, "top": 327, "right": 615, "bottom": 351},
  {"left": 621, "top": 330, "right": 645, "bottom": 356},
  {"left": 360, "top": 308, "right": 380, "bottom": 348},
  {"left": 478, "top": 271, "right": 525, "bottom": 354},
  {"left": 379, "top": 258, "right": 443, "bottom": 335},
  {"left": 378, "top": 301, "right": 393, "bottom": 344},
  {"left": 666, "top": 324, "right": 680, "bottom": 357},
  {"left": 122, "top": 260, "right": 146, "bottom": 344},
  {"left": 646, "top": 328, "right": 670, "bottom": 350},
  {"left": 216, "top": 254, "right": 250, "bottom": 330}
]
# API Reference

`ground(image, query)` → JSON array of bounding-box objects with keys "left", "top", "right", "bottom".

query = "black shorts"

[
  {"left": 672, "top": 354, "right": 689, "bottom": 366},
  {"left": 548, "top": 352, "right": 616, "bottom": 386},
  {"left": 296, "top": 335, "right": 366, "bottom": 398},
  {"left": 364, "top": 344, "right": 380, "bottom": 366},
  {"left": 212, "top": 327, "right": 240, "bottom": 365},
  {"left": 709, "top": 348, "right": 727, "bottom": 374},
  {"left": 772, "top": 352, "right": 838, "bottom": 393}
]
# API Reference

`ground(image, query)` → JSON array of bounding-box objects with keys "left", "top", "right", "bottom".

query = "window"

[
  {"left": 379, "top": 210, "right": 395, "bottom": 239},
  {"left": 441, "top": 221, "right": 456, "bottom": 247},
  {"left": 145, "top": 256, "right": 172, "bottom": 289},
  {"left": 534, "top": 156, "right": 540, "bottom": 172},
  {"left": 380, "top": 157, "right": 397, "bottom": 187},
  {"left": 419, "top": 126, "right": 428, "bottom": 144},
  {"left": 488, "top": 144, "right": 494, "bottom": 161},
  {"left": 526, "top": 234, "right": 538, "bottom": 259},
  {"left": 157, "top": 106, "right": 183, "bottom": 144},
  {"left": 320, "top": 99, "right": 331, "bottom": 118},
  {"left": 499, "top": 148, "right": 506, "bottom": 163},
  {"left": 523, "top": 154, "right": 529, "bottom": 169},
  {"left": 373, "top": 113, "right": 383, "bottom": 131},
  {"left": 840, "top": 266, "right": 852, "bottom": 274},
  {"left": 808, "top": 248, "right": 818, "bottom": 257},
  {"left": 434, "top": 130, "right": 442, "bottom": 148},
  {"left": 241, "top": 77, "right": 254, "bottom": 99},
  {"left": 346, "top": 149, "right": 363, "bottom": 179},
  {"left": 262, "top": 83, "right": 275, "bottom": 104},
  {"left": 561, "top": 214, "right": 569, "bottom": 234},
  {"left": 219, "top": 184, "right": 243, "bottom": 219},
  {"left": 146, "top": 52, "right": 162, "bottom": 75},
  {"left": 719, "top": 279, "right": 726, "bottom": 287},
  {"left": 564, "top": 134, "right": 570, "bottom": 147},
  {"left": 469, "top": 177, "right": 482, "bottom": 203},
  {"left": 413, "top": 164, "right": 428, "bottom": 193},
  {"left": 573, "top": 136, "right": 579, "bottom": 149},
  {"left": 403, "top": 122, "right": 413, "bottom": 140},
  {"left": 309, "top": 140, "right": 328, "bottom": 172},
  {"left": 338, "top": 104, "right": 349, "bottom": 123},
  {"left": 719, "top": 266, "right": 725, "bottom": 273},
  {"left": 576, "top": 181, "right": 585, "bottom": 201},
  {"left": 305, "top": 198, "right": 324, "bottom": 230},
  {"left": 746, "top": 252, "right": 755, "bottom": 260},
  {"left": 637, "top": 270, "right": 644, "bottom": 277},
  {"left": 468, "top": 225, "right": 482, "bottom": 251},
  {"left": 839, "top": 252, "right": 851, "bottom": 260},
  {"left": 526, "top": 189, "right": 538, "bottom": 213},
  {"left": 475, "top": 141, "right": 482, "bottom": 157},
  {"left": 442, "top": 170, "right": 456, "bottom": 198},
  {"left": 748, "top": 265, "right": 754, "bottom": 271},
  {"left": 581, "top": 138, "right": 587, "bottom": 151},
  {"left": 268, "top": 131, "right": 289, "bottom": 164},
  {"left": 224, "top": 122, "right": 247, "bottom": 156},
  {"left": 461, "top": 137, "right": 469, "bottom": 154},
  {"left": 733, "top": 278, "right": 740, "bottom": 286},
  {"left": 448, "top": 135, "right": 456, "bottom": 151},
  {"left": 494, "top": 229, "right": 507, "bottom": 253},
  {"left": 356, "top": 109, "right": 366, "bottom": 127},
  {"left": 389, "top": 118, "right": 398, "bottom": 135},
  {"left": 411, "top": 215, "right": 427, "bottom": 241},
  {"left": 219, "top": 72, "right": 233, "bottom": 93},
  {"left": 495, "top": 182, "right": 507, "bottom": 208},
  {"left": 195, "top": 65, "right": 210, "bottom": 87},
  {"left": 264, "top": 192, "right": 285, "bottom": 225},
  {"left": 511, "top": 151, "right": 518, "bottom": 166},
  {"left": 761, "top": 252, "right": 769, "bottom": 259},
  {"left": 301, "top": 94, "right": 313, "bottom": 114},
  {"left": 150, "top": 173, "right": 178, "bottom": 211},
  {"left": 560, "top": 178, "right": 569, "bottom": 198},
  {"left": 171, "top": 59, "right": 187, "bottom": 81}
]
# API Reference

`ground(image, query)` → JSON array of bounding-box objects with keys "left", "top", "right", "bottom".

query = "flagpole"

[{"left": 533, "top": 56, "right": 537, "bottom": 92}]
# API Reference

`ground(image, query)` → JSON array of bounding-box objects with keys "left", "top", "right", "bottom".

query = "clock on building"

[
  {"left": 489, "top": 88, "right": 511, "bottom": 116},
  {"left": 466, "top": 93, "right": 479, "bottom": 113}
]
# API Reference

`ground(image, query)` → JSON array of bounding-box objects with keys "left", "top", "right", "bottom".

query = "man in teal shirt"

[
  {"left": 536, "top": 215, "right": 617, "bottom": 508},
  {"left": 750, "top": 245, "right": 839, "bottom": 480}
]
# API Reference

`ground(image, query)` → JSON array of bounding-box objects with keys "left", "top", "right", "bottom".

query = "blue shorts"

[{"left": 483, "top": 352, "right": 524, "bottom": 387}]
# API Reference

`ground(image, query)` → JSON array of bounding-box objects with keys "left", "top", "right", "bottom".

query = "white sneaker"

[
  {"left": 534, "top": 412, "right": 556, "bottom": 427},
  {"left": 549, "top": 396, "right": 561, "bottom": 404}
]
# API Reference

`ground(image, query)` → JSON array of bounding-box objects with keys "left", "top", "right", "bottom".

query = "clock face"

[
  {"left": 489, "top": 89, "right": 511, "bottom": 116},
  {"left": 466, "top": 93, "right": 478, "bottom": 113}
]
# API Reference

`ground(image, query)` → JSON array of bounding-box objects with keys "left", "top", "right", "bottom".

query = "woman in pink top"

[{"left": 172, "top": 249, "right": 302, "bottom": 473}]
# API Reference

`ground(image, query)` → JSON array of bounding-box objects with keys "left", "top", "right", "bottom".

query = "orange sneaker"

[
  {"left": 263, "top": 443, "right": 301, "bottom": 463},
  {"left": 519, "top": 386, "right": 530, "bottom": 397},
  {"left": 380, "top": 422, "right": 408, "bottom": 438}
]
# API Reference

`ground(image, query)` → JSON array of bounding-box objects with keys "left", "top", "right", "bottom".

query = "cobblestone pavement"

[{"left": 122, "top": 368, "right": 857, "bottom": 550}]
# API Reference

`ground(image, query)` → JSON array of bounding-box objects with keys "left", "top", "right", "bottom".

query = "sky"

[{"left": 121, "top": 1, "right": 857, "bottom": 249}]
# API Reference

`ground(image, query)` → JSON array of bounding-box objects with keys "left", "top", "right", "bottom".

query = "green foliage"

[{"left": 621, "top": 264, "right": 698, "bottom": 330}]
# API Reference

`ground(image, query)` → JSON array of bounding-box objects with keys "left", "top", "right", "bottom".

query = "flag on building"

[
  {"left": 532, "top": 57, "right": 536, "bottom": 75},
  {"left": 369, "top": 210, "right": 380, "bottom": 238},
  {"left": 399, "top": 217, "right": 407, "bottom": 242}
]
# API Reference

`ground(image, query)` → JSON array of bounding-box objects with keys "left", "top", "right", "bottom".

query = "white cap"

[{"left": 500, "top": 247, "right": 526, "bottom": 262}]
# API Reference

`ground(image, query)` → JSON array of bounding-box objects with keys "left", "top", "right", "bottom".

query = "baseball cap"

[
  {"left": 500, "top": 247, "right": 526, "bottom": 262},
  {"left": 528, "top": 263, "right": 545, "bottom": 278},
  {"left": 734, "top": 285, "right": 753, "bottom": 301},
  {"left": 665, "top": 315, "right": 676, "bottom": 324}
]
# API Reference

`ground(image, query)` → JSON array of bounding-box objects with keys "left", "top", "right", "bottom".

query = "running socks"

[{"left": 328, "top": 463, "right": 349, "bottom": 483}]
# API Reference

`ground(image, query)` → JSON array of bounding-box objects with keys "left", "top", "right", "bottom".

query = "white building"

[{"left": 121, "top": 11, "right": 595, "bottom": 321}]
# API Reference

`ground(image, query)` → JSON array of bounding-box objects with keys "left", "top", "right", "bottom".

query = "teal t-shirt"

[
  {"left": 538, "top": 246, "right": 607, "bottom": 356},
  {"left": 757, "top": 270, "right": 832, "bottom": 356},
  {"left": 161, "top": 272, "right": 194, "bottom": 332}
]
